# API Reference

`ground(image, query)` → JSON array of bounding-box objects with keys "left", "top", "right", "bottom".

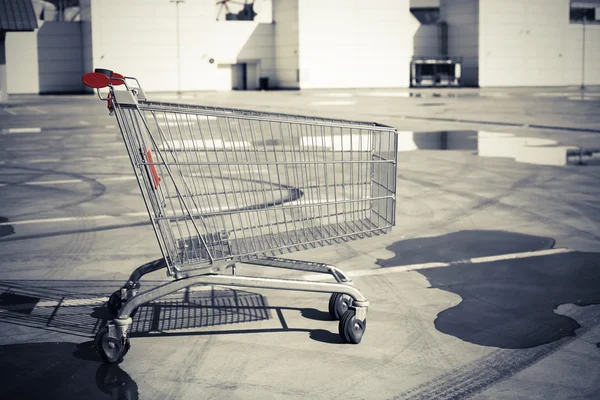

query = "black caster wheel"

[
  {"left": 94, "top": 326, "right": 130, "bottom": 363},
  {"left": 328, "top": 293, "right": 353, "bottom": 320},
  {"left": 107, "top": 291, "right": 123, "bottom": 316},
  {"left": 338, "top": 309, "right": 366, "bottom": 344}
]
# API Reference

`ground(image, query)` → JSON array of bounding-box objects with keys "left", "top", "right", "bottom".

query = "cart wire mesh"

[{"left": 112, "top": 99, "right": 397, "bottom": 275}]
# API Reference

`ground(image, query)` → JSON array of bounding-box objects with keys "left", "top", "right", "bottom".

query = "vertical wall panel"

[
  {"left": 297, "top": 0, "right": 412, "bottom": 89},
  {"left": 479, "top": 0, "right": 600, "bottom": 86},
  {"left": 6, "top": 30, "right": 39, "bottom": 93},
  {"left": 273, "top": 0, "right": 299, "bottom": 88},
  {"left": 440, "top": 0, "right": 479, "bottom": 86}
]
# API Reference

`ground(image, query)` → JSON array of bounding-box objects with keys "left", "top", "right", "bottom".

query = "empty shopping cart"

[{"left": 82, "top": 69, "right": 398, "bottom": 362}]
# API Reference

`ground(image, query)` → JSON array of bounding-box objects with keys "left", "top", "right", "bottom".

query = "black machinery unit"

[{"left": 411, "top": 57, "right": 462, "bottom": 88}]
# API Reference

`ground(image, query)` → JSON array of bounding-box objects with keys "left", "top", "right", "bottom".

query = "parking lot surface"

[{"left": 1, "top": 86, "right": 599, "bottom": 399}]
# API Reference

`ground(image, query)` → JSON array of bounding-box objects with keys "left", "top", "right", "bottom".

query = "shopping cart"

[{"left": 82, "top": 69, "right": 398, "bottom": 363}]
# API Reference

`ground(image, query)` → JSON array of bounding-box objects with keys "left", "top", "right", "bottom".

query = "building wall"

[
  {"left": 479, "top": 0, "right": 600, "bottom": 86},
  {"left": 297, "top": 0, "right": 412, "bottom": 89},
  {"left": 440, "top": 0, "right": 479, "bottom": 86},
  {"left": 6, "top": 21, "right": 82, "bottom": 94},
  {"left": 86, "top": 0, "right": 275, "bottom": 92},
  {"left": 6, "top": 30, "right": 39, "bottom": 93},
  {"left": 80, "top": 0, "right": 93, "bottom": 92},
  {"left": 36, "top": 22, "right": 83, "bottom": 93},
  {"left": 412, "top": 21, "right": 440, "bottom": 57},
  {"left": 273, "top": 0, "right": 299, "bottom": 88}
]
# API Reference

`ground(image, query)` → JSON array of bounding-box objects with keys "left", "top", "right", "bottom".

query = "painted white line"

[
  {"left": 0, "top": 176, "right": 136, "bottom": 187},
  {"left": 1, "top": 127, "right": 42, "bottom": 134},
  {"left": 159, "top": 139, "right": 252, "bottom": 151},
  {"left": 189, "top": 168, "right": 267, "bottom": 176},
  {"left": 4, "top": 108, "right": 17, "bottom": 115},
  {"left": 568, "top": 96, "right": 599, "bottom": 101},
  {"left": 4, "top": 156, "right": 130, "bottom": 164},
  {"left": 22, "top": 158, "right": 61, "bottom": 164},
  {"left": 310, "top": 101, "right": 356, "bottom": 106},
  {"left": 122, "top": 211, "right": 149, "bottom": 217},
  {"left": 79, "top": 120, "right": 91, "bottom": 126},
  {"left": 363, "top": 92, "right": 411, "bottom": 98},
  {"left": 26, "top": 106, "right": 48, "bottom": 115},
  {"left": 105, "top": 125, "right": 117, "bottom": 129},
  {"left": 5, "top": 284, "right": 217, "bottom": 310},
  {"left": 101, "top": 176, "right": 137, "bottom": 182},
  {"left": 302, "top": 134, "right": 372, "bottom": 151},
  {"left": 0, "top": 215, "right": 113, "bottom": 226},
  {"left": 0, "top": 212, "right": 149, "bottom": 226},
  {"left": 302, "top": 248, "right": 574, "bottom": 281},
  {"left": 25, "top": 179, "right": 84, "bottom": 185},
  {"left": 322, "top": 93, "right": 354, "bottom": 98}
]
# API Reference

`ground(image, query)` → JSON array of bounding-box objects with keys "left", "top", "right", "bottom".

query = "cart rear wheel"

[
  {"left": 339, "top": 309, "right": 366, "bottom": 344},
  {"left": 328, "top": 293, "right": 352, "bottom": 320},
  {"left": 94, "top": 326, "right": 130, "bottom": 363}
]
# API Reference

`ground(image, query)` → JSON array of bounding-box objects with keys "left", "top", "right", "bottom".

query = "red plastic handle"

[
  {"left": 82, "top": 71, "right": 125, "bottom": 88},
  {"left": 111, "top": 72, "right": 125, "bottom": 86},
  {"left": 82, "top": 72, "right": 110, "bottom": 89}
]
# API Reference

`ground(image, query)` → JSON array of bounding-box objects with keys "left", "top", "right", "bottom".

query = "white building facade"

[{"left": 3, "top": 0, "right": 599, "bottom": 93}]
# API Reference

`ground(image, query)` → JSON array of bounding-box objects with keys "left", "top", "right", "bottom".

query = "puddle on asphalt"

[
  {"left": 0, "top": 217, "right": 15, "bottom": 238},
  {"left": 376, "top": 230, "right": 600, "bottom": 349},
  {"left": 399, "top": 130, "right": 600, "bottom": 166},
  {"left": 0, "top": 342, "right": 139, "bottom": 399}
]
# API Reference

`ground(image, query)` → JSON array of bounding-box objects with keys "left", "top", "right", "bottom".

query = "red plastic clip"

[
  {"left": 145, "top": 150, "right": 161, "bottom": 190},
  {"left": 107, "top": 92, "right": 114, "bottom": 111}
]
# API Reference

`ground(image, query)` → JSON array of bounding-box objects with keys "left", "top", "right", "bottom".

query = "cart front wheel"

[
  {"left": 339, "top": 309, "right": 366, "bottom": 344},
  {"left": 94, "top": 326, "right": 130, "bottom": 363},
  {"left": 328, "top": 293, "right": 352, "bottom": 320}
]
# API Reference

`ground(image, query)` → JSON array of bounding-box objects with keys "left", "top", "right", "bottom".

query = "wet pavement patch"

[
  {"left": 402, "top": 130, "right": 600, "bottom": 166},
  {"left": 376, "top": 230, "right": 554, "bottom": 267},
  {"left": 378, "top": 231, "right": 600, "bottom": 349},
  {"left": 0, "top": 217, "right": 15, "bottom": 238}
]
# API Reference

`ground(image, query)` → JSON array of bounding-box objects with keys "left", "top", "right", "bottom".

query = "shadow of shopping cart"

[{"left": 0, "top": 279, "right": 340, "bottom": 343}]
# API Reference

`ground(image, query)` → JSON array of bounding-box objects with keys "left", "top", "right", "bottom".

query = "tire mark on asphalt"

[
  {"left": 332, "top": 274, "right": 456, "bottom": 399},
  {"left": 394, "top": 305, "right": 600, "bottom": 399},
  {"left": 0, "top": 166, "right": 107, "bottom": 220},
  {"left": 399, "top": 167, "right": 600, "bottom": 241}
]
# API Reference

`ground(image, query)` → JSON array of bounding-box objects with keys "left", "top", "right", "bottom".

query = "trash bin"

[{"left": 259, "top": 77, "right": 269, "bottom": 90}]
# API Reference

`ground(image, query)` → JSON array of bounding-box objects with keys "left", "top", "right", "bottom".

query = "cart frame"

[{"left": 82, "top": 69, "right": 398, "bottom": 362}]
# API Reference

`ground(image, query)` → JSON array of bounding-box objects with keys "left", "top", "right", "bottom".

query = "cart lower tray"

[{"left": 174, "top": 217, "right": 387, "bottom": 267}]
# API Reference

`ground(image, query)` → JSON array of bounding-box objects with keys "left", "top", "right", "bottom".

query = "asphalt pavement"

[{"left": 1, "top": 86, "right": 599, "bottom": 399}]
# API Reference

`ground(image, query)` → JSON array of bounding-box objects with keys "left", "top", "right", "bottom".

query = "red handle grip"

[
  {"left": 82, "top": 72, "right": 110, "bottom": 89},
  {"left": 82, "top": 71, "right": 125, "bottom": 89}
]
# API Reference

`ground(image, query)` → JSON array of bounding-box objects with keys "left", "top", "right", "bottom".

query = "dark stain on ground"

[
  {"left": 0, "top": 341, "right": 138, "bottom": 399},
  {"left": 377, "top": 230, "right": 554, "bottom": 267},
  {"left": 0, "top": 217, "right": 15, "bottom": 238},
  {"left": 377, "top": 230, "right": 600, "bottom": 349}
]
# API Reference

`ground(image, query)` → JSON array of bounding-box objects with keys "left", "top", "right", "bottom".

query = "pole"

[
  {"left": 171, "top": 0, "right": 184, "bottom": 97},
  {"left": 581, "top": 12, "right": 585, "bottom": 90}
]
